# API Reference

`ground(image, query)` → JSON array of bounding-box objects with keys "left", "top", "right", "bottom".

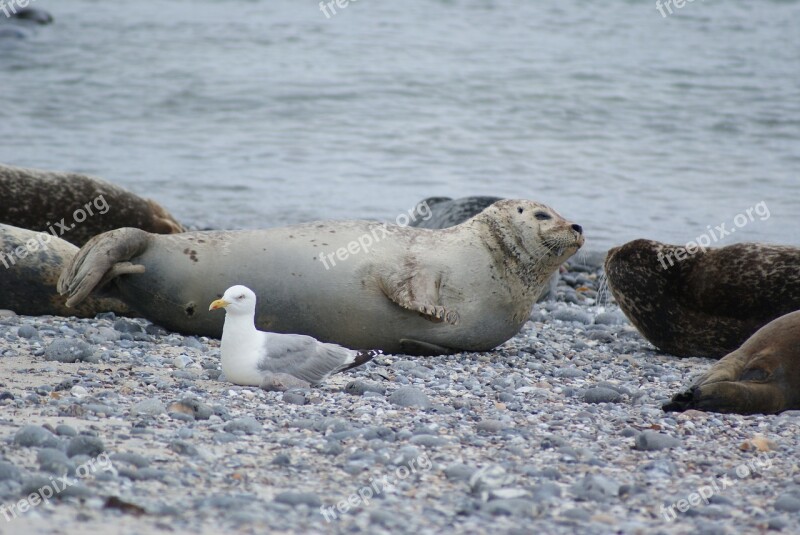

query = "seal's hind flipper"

[
  {"left": 58, "top": 228, "right": 151, "bottom": 307},
  {"left": 399, "top": 339, "right": 457, "bottom": 356}
]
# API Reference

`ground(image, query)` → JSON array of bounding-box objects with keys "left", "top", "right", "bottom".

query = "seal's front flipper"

[
  {"left": 58, "top": 228, "right": 151, "bottom": 307},
  {"left": 399, "top": 339, "right": 457, "bottom": 356},
  {"left": 380, "top": 269, "right": 460, "bottom": 325}
]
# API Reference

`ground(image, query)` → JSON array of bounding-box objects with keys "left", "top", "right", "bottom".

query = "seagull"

[{"left": 208, "top": 285, "right": 380, "bottom": 387}]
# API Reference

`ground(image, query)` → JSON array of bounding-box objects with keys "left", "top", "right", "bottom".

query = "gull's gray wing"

[{"left": 257, "top": 333, "right": 378, "bottom": 385}]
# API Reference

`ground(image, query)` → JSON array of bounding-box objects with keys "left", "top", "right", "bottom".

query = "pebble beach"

[{"left": 1, "top": 252, "right": 798, "bottom": 535}]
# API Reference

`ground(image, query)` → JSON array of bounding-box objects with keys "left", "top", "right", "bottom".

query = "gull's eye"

[
  {"left": 237, "top": 294, "right": 245, "bottom": 300},
  {"left": 535, "top": 211, "right": 552, "bottom": 221}
]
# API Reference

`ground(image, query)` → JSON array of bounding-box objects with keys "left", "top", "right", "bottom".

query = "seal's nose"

[{"left": 571, "top": 224, "right": 583, "bottom": 235}]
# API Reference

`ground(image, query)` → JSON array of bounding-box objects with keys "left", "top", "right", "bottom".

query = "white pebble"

[{"left": 70, "top": 385, "right": 89, "bottom": 398}]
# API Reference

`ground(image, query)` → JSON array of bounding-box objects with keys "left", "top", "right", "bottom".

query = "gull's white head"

[{"left": 208, "top": 285, "right": 257, "bottom": 316}]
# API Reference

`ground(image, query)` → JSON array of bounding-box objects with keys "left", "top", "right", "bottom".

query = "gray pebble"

[
  {"left": 130, "top": 398, "right": 166, "bottom": 417},
  {"left": 66, "top": 436, "right": 105, "bottom": 458},
  {"left": 114, "top": 319, "right": 144, "bottom": 333},
  {"left": 224, "top": 417, "right": 262, "bottom": 435},
  {"left": 470, "top": 465, "right": 513, "bottom": 498},
  {"left": 587, "top": 330, "right": 615, "bottom": 343},
  {"left": 169, "top": 411, "right": 194, "bottom": 422},
  {"left": 344, "top": 380, "right": 387, "bottom": 396},
  {"left": 183, "top": 336, "right": 204, "bottom": 350},
  {"left": 14, "top": 425, "right": 59, "bottom": 448},
  {"left": 110, "top": 452, "right": 150, "bottom": 468},
  {"left": 44, "top": 339, "right": 96, "bottom": 363},
  {"left": 555, "top": 367, "right": 588, "bottom": 379},
  {"left": 369, "top": 509, "right": 400, "bottom": 527},
  {"left": 282, "top": 392, "right": 307, "bottom": 405},
  {"left": 21, "top": 475, "right": 93, "bottom": 499},
  {"left": 531, "top": 482, "right": 562, "bottom": 502},
  {"left": 274, "top": 491, "right": 321, "bottom": 508},
  {"left": 444, "top": 463, "right": 477, "bottom": 482},
  {"left": 584, "top": 387, "right": 623, "bottom": 404},
  {"left": 409, "top": 434, "right": 448, "bottom": 448},
  {"left": 572, "top": 474, "right": 620, "bottom": 501},
  {"left": 174, "top": 397, "right": 213, "bottom": 420},
  {"left": 774, "top": 494, "right": 800, "bottom": 513},
  {"left": 552, "top": 308, "right": 592, "bottom": 324},
  {"left": 83, "top": 403, "right": 117, "bottom": 416},
  {"left": 17, "top": 325, "right": 38, "bottom": 339},
  {"left": 481, "top": 498, "right": 536, "bottom": 517},
  {"left": 172, "top": 355, "right": 193, "bottom": 368},
  {"left": 560, "top": 508, "right": 592, "bottom": 521},
  {"left": 0, "top": 461, "right": 21, "bottom": 482},
  {"left": 634, "top": 431, "right": 681, "bottom": 451},
  {"left": 594, "top": 311, "right": 627, "bottom": 325},
  {"left": 767, "top": 516, "right": 789, "bottom": 530},
  {"left": 389, "top": 387, "right": 431, "bottom": 409},
  {"left": 37, "top": 448, "right": 73, "bottom": 475},
  {"left": 476, "top": 419, "right": 506, "bottom": 433},
  {"left": 169, "top": 440, "right": 200, "bottom": 457},
  {"left": 271, "top": 454, "right": 291, "bottom": 466},
  {"left": 362, "top": 427, "right": 395, "bottom": 441}
]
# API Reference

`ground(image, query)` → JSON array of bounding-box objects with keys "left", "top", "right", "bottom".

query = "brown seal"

[
  {"left": 604, "top": 239, "right": 800, "bottom": 359},
  {"left": 0, "top": 163, "right": 184, "bottom": 246},
  {"left": 0, "top": 223, "right": 129, "bottom": 317},
  {"left": 57, "top": 200, "right": 583, "bottom": 354},
  {"left": 663, "top": 310, "right": 800, "bottom": 414}
]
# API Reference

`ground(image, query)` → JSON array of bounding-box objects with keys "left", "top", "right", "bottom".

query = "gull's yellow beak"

[{"left": 208, "top": 299, "right": 229, "bottom": 311}]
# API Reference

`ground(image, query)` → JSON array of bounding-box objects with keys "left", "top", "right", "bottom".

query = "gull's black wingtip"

[{"left": 345, "top": 349, "right": 382, "bottom": 371}]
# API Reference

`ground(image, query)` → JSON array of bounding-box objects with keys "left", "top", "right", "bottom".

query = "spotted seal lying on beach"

[
  {"left": 0, "top": 223, "right": 129, "bottom": 317},
  {"left": 0, "top": 164, "right": 184, "bottom": 246},
  {"left": 663, "top": 310, "right": 800, "bottom": 414},
  {"left": 604, "top": 239, "right": 800, "bottom": 359},
  {"left": 57, "top": 200, "right": 584, "bottom": 354}
]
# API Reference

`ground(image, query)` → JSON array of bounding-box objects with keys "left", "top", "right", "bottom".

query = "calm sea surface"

[{"left": 1, "top": 0, "right": 798, "bottom": 250}]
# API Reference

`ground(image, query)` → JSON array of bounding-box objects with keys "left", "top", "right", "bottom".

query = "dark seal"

[
  {"left": 0, "top": 164, "right": 184, "bottom": 246},
  {"left": 0, "top": 223, "right": 129, "bottom": 317},
  {"left": 604, "top": 239, "right": 800, "bottom": 358},
  {"left": 11, "top": 7, "right": 54, "bottom": 25},
  {"left": 663, "top": 310, "right": 800, "bottom": 414},
  {"left": 409, "top": 196, "right": 503, "bottom": 229}
]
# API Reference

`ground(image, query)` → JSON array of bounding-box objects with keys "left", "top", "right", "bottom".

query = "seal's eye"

[
  {"left": 535, "top": 211, "right": 552, "bottom": 221},
  {"left": 517, "top": 207, "right": 524, "bottom": 214}
]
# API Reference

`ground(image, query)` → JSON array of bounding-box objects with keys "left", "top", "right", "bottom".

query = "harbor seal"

[
  {"left": 663, "top": 310, "right": 800, "bottom": 414},
  {"left": 0, "top": 164, "right": 184, "bottom": 246},
  {"left": 604, "top": 239, "right": 800, "bottom": 359},
  {"left": 57, "top": 200, "right": 584, "bottom": 354},
  {"left": 0, "top": 223, "right": 129, "bottom": 317},
  {"left": 10, "top": 7, "right": 54, "bottom": 24}
]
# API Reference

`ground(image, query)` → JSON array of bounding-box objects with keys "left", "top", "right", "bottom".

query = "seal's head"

[
  {"left": 604, "top": 239, "right": 696, "bottom": 313},
  {"left": 474, "top": 199, "right": 584, "bottom": 268}
]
